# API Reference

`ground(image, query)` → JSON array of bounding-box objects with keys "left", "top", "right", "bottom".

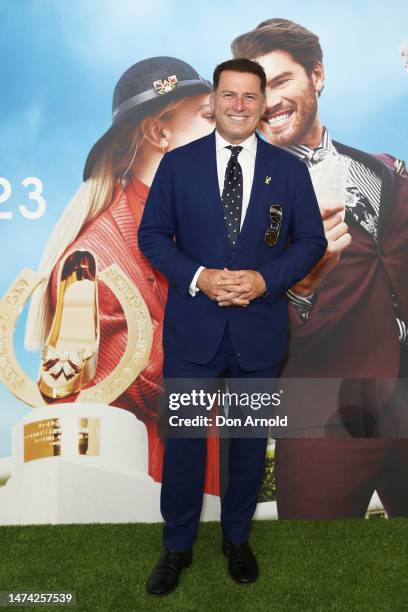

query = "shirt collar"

[
  {"left": 285, "top": 127, "right": 337, "bottom": 161},
  {"left": 215, "top": 130, "right": 257, "bottom": 156}
]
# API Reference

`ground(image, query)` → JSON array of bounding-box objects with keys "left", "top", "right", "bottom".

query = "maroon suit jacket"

[
  {"left": 284, "top": 143, "right": 408, "bottom": 378},
  {"left": 279, "top": 144, "right": 408, "bottom": 436}
]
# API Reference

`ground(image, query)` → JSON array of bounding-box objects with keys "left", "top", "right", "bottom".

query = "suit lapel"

[
  {"left": 194, "top": 131, "right": 277, "bottom": 255},
  {"left": 194, "top": 131, "right": 231, "bottom": 249},
  {"left": 333, "top": 140, "right": 396, "bottom": 239}
]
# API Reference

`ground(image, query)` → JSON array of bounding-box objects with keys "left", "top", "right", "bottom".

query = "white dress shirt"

[{"left": 189, "top": 130, "right": 258, "bottom": 296}]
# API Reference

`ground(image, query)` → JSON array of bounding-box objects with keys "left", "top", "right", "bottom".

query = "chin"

[{"left": 261, "top": 124, "right": 297, "bottom": 147}]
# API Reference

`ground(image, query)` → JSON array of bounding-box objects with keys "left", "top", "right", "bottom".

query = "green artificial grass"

[{"left": 0, "top": 520, "right": 408, "bottom": 611}]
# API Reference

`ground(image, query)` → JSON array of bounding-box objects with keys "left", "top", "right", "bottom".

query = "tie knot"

[{"left": 227, "top": 145, "right": 243, "bottom": 159}]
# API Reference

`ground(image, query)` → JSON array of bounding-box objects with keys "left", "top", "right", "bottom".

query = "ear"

[
  {"left": 139, "top": 116, "right": 170, "bottom": 151},
  {"left": 311, "top": 61, "right": 325, "bottom": 96},
  {"left": 261, "top": 94, "right": 267, "bottom": 115},
  {"left": 209, "top": 92, "right": 215, "bottom": 113}
]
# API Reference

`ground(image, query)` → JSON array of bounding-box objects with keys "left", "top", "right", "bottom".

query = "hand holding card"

[{"left": 308, "top": 150, "right": 349, "bottom": 221}]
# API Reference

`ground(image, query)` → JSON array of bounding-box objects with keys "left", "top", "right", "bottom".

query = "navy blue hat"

[{"left": 83, "top": 56, "right": 212, "bottom": 181}]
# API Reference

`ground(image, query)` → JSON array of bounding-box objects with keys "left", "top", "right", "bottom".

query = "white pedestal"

[
  {"left": 0, "top": 403, "right": 220, "bottom": 525},
  {"left": 254, "top": 501, "right": 278, "bottom": 520},
  {"left": 0, "top": 405, "right": 385, "bottom": 525}
]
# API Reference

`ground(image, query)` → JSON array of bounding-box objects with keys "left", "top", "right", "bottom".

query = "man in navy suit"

[{"left": 139, "top": 58, "right": 326, "bottom": 596}]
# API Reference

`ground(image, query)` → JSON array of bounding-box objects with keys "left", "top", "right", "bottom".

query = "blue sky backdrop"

[{"left": 0, "top": 0, "right": 407, "bottom": 455}]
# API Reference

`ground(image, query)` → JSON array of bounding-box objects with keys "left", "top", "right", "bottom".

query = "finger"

[
  {"left": 327, "top": 232, "right": 352, "bottom": 254},
  {"left": 219, "top": 268, "right": 240, "bottom": 276},
  {"left": 217, "top": 281, "right": 248, "bottom": 291},
  {"left": 236, "top": 291, "right": 253, "bottom": 300},
  {"left": 223, "top": 268, "right": 243, "bottom": 275},
  {"left": 234, "top": 271, "right": 251, "bottom": 281},
  {"left": 323, "top": 213, "right": 344, "bottom": 232},
  {"left": 216, "top": 291, "right": 243, "bottom": 301},
  {"left": 215, "top": 274, "right": 236, "bottom": 285},
  {"left": 320, "top": 205, "right": 345, "bottom": 220},
  {"left": 217, "top": 276, "right": 243, "bottom": 285},
  {"left": 217, "top": 274, "right": 242, "bottom": 285},
  {"left": 221, "top": 268, "right": 243, "bottom": 279},
  {"left": 225, "top": 270, "right": 247, "bottom": 281},
  {"left": 326, "top": 221, "right": 348, "bottom": 242},
  {"left": 231, "top": 297, "right": 250, "bottom": 306},
  {"left": 218, "top": 297, "right": 250, "bottom": 307},
  {"left": 218, "top": 299, "right": 242, "bottom": 307}
]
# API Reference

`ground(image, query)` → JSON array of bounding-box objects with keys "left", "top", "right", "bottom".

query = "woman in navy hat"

[{"left": 25, "top": 57, "right": 219, "bottom": 494}]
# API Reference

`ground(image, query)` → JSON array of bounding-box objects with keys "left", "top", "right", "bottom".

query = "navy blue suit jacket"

[{"left": 138, "top": 131, "right": 327, "bottom": 370}]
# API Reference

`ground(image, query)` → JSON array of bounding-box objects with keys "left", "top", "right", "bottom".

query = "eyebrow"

[
  {"left": 220, "top": 90, "right": 259, "bottom": 96},
  {"left": 267, "top": 71, "right": 293, "bottom": 85}
]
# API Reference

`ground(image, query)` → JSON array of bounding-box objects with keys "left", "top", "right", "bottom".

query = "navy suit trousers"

[{"left": 161, "top": 323, "right": 279, "bottom": 551}]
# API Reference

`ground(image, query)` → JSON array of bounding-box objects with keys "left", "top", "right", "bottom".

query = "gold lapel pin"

[{"left": 264, "top": 176, "right": 271, "bottom": 184}]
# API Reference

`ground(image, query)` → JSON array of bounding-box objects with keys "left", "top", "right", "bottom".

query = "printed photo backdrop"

[{"left": 0, "top": 0, "right": 407, "bottom": 509}]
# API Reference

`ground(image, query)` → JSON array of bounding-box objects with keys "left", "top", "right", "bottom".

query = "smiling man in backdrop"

[{"left": 232, "top": 18, "right": 408, "bottom": 519}]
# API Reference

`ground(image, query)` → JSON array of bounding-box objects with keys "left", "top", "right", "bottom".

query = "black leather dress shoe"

[
  {"left": 222, "top": 539, "right": 258, "bottom": 584},
  {"left": 146, "top": 549, "right": 192, "bottom": 596}
]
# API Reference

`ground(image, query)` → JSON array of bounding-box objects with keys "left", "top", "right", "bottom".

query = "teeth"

[
  {"left": 268, "top": 112, "right": 291, "bottom": 125},
  {"left": 229, "top": 116, "right": 247, "bottom": 121}
]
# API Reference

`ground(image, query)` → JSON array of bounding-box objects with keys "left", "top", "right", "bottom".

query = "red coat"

[{"left": 49, "top": 177, "right": 219, "bottom": 494}]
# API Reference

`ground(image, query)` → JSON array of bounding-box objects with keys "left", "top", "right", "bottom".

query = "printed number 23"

[{"left": 0, "top": 177, "right": 46, "bottom": 220}]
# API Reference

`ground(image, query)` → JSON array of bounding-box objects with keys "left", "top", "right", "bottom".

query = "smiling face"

[
  {"left": 210, "top": 70, "right": 266, "bottom": 144},
  {"left": 255, "top": 50, "right": 323, "bottom": 147}
]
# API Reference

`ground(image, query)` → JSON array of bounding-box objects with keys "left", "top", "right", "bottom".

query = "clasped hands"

[{"left": 197, "top": 268, "right": 266, "bottom": 307}]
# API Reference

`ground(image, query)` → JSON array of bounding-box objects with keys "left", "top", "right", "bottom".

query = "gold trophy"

[
  {"left": 0, "top": 250, "right": 172, "bottom": 524},
  {"left": 0, "top": 250, "right": 152, "bottom": 409}
]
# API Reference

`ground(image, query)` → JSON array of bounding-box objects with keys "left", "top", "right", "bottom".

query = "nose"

[
  {"left": 232, "top": 96, "right": 245, "bottom": 112},
  {"left": 266, "top": 92, "right": 283, "bottom": 111}
]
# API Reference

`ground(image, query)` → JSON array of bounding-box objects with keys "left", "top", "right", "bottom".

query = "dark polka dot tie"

[{"left": 221, "top": 145, "right": 243, "bottom": 246}]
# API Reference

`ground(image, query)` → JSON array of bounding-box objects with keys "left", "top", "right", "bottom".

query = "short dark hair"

[
  {"left": 213, "top": 58, "right": 266, "bottom": 94},
  {"left": 231, "top": 18, "right": 323, "bottom": 75}
]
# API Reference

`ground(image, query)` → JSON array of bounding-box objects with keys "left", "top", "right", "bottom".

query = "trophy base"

[
  {"left": 0, "top": 403, "right": 221, "bottom": 525},
  {"left": 0, "top": 456, "right": 221, "bottom": 525}
]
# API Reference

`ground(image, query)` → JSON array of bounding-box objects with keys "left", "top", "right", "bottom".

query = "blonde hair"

[{"left": 25, "top": 98, "right": 184, "bottom": 350}]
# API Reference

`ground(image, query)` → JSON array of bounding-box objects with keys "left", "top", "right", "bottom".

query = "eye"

[
  {"left": 199, "top": 104, "right": 214, "bottom": 121},
  {"left": 245, "top": 95, "right": 257, "bottom": 102}
]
